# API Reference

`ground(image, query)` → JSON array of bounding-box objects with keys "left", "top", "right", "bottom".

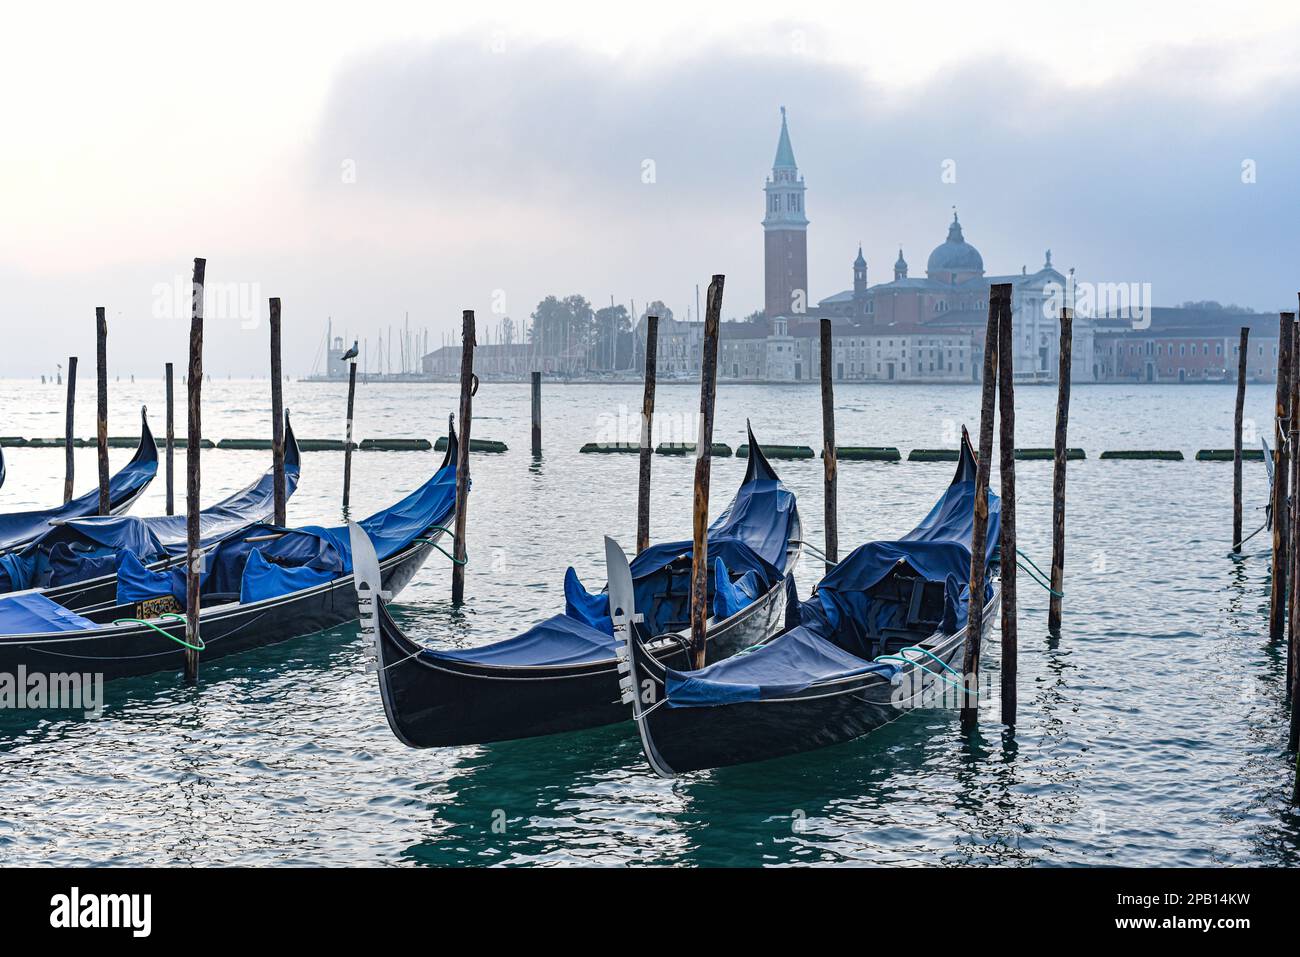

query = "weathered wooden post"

[
  {"left": 997, "top": 291, "right": 1017, "bottom": 727},
  {"left": 1048, "top": 308, "right": 1073, "bottom": 634},
  {"left": 63, "top": 356, "right": 78, "bottom": 504},
  {"left": 1270, "top": 313, "right": 1295, "bottom": 641},
  {"left": 342, "top": 358, "right": 358, "bottom": 513},
  {"left": 451, "top": 310, "right": 476, "bottom": 605},
  {"left": 95, "top": 308, "right": 109, "bottom": 515},
  {"left": 530, "top": 371, "right": 542, "bottom": 458},
  {"left": 961, "top": 284, "right": 1005, "bottom": 729},
  {"left": 1289, "top": 321, "right": 1300, "bottom": 741},
  {"left": 185, "top": 258, "right": 206, "bottom": 684},
  {"left": 636, "top": 316, "right": 659, "bottom": 554},
  {"left": 819, "top": 318, "right": 838, "bottom": 572},
  {"left": 690, "top": 276, "right": 724, "bottom": 669},
  {"left": 269, "top": 298, "right": 287, "bottom": 526},
  {"left": 165, "top": 361, "right": 175, "bottom": 515},
  {"left": 1232, "top": 327, "right": 1250, "bottom": 551}
]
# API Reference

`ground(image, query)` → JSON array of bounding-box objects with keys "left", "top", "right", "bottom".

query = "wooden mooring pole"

[
  {"left": 63, "top": 356, "right": 77, "bottom": 504},
  {"left": 95, "top": 308, "right": 109, "bottom": 515},
  {"left": 997, "top": 290, "right": 1017, "bottom": 727},
  {"left": 165, "top": 361, "right": 175, "bottom": 515},
  {"left": 1232, "top": 327, "right": 1250, "bottom": 551},
  {"left": 269, "top": 298, "right": 287, "bottom": 526},
  {"left": 1269, "top": 313, "right": 1294, "bottom": 641},
  {"left": 1048, "top": 307, "right": 1072, "bottom": 634},
  {"left": 961, "top": 284, "right": 1005, "bottom": 729},
  {"left": 689, "top": 276, "right": 724, "bottom": 669},
  {"left": 1289, "top": 322, "right": 1300, "bottom": 728},
  {"left": 637, "top": 316, "right": 659, "bottom": 555},
  {"left": 451, "top": 310, "right": 476, "bottom": 605},
  {"left": 531, "top": 371, "right": 542, "bottom": 458},
  {"left": 819, "top": 318, "right": 838, "bottom": 572},
  {"left": 185, "top": 258, "right": 206, "bottom": 685},
  {"left": 342, "top": 359, "right": 358, "bottom": 514}
]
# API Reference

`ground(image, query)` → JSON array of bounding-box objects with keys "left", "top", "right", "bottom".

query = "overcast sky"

[{"left": 2, "top": 0, "right": 1298, "bottom": 376}]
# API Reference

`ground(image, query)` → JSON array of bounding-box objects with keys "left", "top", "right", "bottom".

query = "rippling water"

[{"left": 1, "top": 377, "right": 1297, "bottom": 866}]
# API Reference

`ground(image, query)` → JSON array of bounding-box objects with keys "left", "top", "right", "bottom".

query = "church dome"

[{"left": 926, "top": 212, "right": 983, "bottom": 277}]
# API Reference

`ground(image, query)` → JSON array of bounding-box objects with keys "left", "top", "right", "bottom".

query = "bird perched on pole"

[{"left": 341, "top": 340, "right": 359, "bottom": 362}]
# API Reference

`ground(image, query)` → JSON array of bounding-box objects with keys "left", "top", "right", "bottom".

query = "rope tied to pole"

[
  {"left": 416, "top": 526, "right": 466, "bottom": 565},
  {"left": 112, "top": 613, "right": 205, "bottom": 651}
]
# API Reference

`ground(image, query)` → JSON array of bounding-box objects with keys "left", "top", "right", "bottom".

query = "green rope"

[
  {"left": 1015, "top": 548, "right": 1052, "bottom": 581},
  {"left": 874, "top": 654, "right": 967, "bottom": 691},
  {"left": 112, "top": 613, "right": 205, "bottom": 651},
  {"left": 897, "top": 645, "right": 962, "bottom": 678},
  {"left": 414, "top": 531, "right": 466, "bottom": 566},
  {"left": 1016, "top": 560, "right": 1064, "bottom": 598}
]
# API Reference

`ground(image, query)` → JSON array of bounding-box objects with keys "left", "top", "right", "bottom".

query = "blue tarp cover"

[
  {"left": 663, "top": 454, "right": 1001, "bottom": 708},
  {"left": 424, "top": 441, "right": 798, "bottom": 669},
  {"left": 0, "top": 412, "right": 158, "bottom": 552},
  {"left": 115, "top": 446, "right": 455, "bottom": 609},
  {"left": 0, "top": 424, "right": 303, "bottom": 596},
  {"left": 0, "top": 591, "right": 97, "bottom": 635}
]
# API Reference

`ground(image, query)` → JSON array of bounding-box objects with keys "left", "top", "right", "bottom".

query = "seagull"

[{"left": 341, "top": 340, "right": 359, "bottom": 362}]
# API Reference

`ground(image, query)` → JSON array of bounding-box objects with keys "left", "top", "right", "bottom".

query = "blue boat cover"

[
  {"left": 0, "top": 419, "right": 302, "bottom": 595},
  {"left": 115, "top": 444, "right": 456, "bottom": 609},
  {"left": 423, "top": 437, "right": 798, "bottom": 668},
  {"left": 664, "top": 447, "right": 1001, "bottom": 708},
  {"left": 0, "top": 591, "right": 97, "bottom": 635},
  {"left": 0, "top": 411, "right": 159, "bottom": 553}
]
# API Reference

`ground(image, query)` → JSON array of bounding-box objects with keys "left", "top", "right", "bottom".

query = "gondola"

[
  {"left": 359, "top": 426, "right": 802, "bottom": 748},
  {"left": 0, "top": 407, "right": 159, "bottom": 553},
  {"left": 0, "top": 422, "right": 458, "bottom": 683},
  {"left": 0, "top": 413, "right": 303, "bottom": 610},
  {"left": 615, "top": 430, "right": 1001, "bottom": 775}
]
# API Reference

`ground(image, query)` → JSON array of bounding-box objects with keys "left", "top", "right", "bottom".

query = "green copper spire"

[{"left": 773, "top": 106, "right": 797, "bottom": 170}]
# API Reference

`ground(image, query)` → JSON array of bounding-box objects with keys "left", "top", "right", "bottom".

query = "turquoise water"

[{"left": 0, "top": 378, "right": 1297, "bottom": 866}]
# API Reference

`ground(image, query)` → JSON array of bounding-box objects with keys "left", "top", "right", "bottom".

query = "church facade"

[{"left": 719, "top": 109, "right": 1095, "bottom": 384}]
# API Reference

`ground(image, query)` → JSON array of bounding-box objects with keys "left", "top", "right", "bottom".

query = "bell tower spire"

[{"left": 763, "top": 107, "right": 809, "bottom": 318}]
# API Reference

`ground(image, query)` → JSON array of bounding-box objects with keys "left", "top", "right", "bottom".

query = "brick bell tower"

[{"left": 763, "top": 107, "right": 809, "bottom": 318}]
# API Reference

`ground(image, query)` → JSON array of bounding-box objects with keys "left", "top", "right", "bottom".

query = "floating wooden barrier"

[
  {"left": 826, "top": 446, "right": 900, "bottom": 461},
  {"left": 0, "top": 437, "right": 28, "bottom": 447},
  {"left": 217, "top": 438, "right": 303, "bottom": 450},
  {"left": 580, "top": 441, "right": 638, "bottom": 454},
  {"left": 656, "top": 442, "right": 732, "bottom": 457},
  {"left": 435, "top": 436, "right": 506, "bottom": 453},
  {"left": 24, "top": 437, "right": 89, "bottom": 448},
  {"left": 360, "top": 438, "right": 432, "bottom": 451},
  {"left": 1198, "top": 448, "right": 1266, "bottom": 461},
  {"left": 1016, "top": 447, "right": 1085, "bottom": 461},
  {"left": 737, "top": 443, "right": 814, "bottom": 460},
  {"left": 908, "top": 448, "right": 960, "bottom": 461},
  {"left": 1099, "top": 450, "right": 1184, "bottom": 461}
]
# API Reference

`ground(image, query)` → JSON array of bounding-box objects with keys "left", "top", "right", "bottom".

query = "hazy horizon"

[{"left": 3, "top": 1, "right": 1298, "bottom": 377}]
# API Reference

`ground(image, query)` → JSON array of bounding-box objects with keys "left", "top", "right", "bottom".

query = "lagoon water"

[{"left": 1, "top": 377, "right": 1297, "bottom": 866}]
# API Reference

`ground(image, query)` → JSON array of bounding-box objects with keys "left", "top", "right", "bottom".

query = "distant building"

[
  {"left": 1091, "top": 307, "right": 1281, "bottom": 383},
  {"left": 763, "top": 107, "right": 809, "bottom": 319},
  {"left": 633, "top": 314, "right": 704, "bottom": 378}
]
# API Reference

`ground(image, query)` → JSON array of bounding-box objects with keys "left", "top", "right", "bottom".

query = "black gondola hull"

[
  {"left": 0, "top": 537, "right": 440, "bottom": 682},
  {"left": 374, "top": 568, "right": 796, "bottom": 747},
  {"left": 630, "top": 588, "right": 1000, "bottom": 774}
]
